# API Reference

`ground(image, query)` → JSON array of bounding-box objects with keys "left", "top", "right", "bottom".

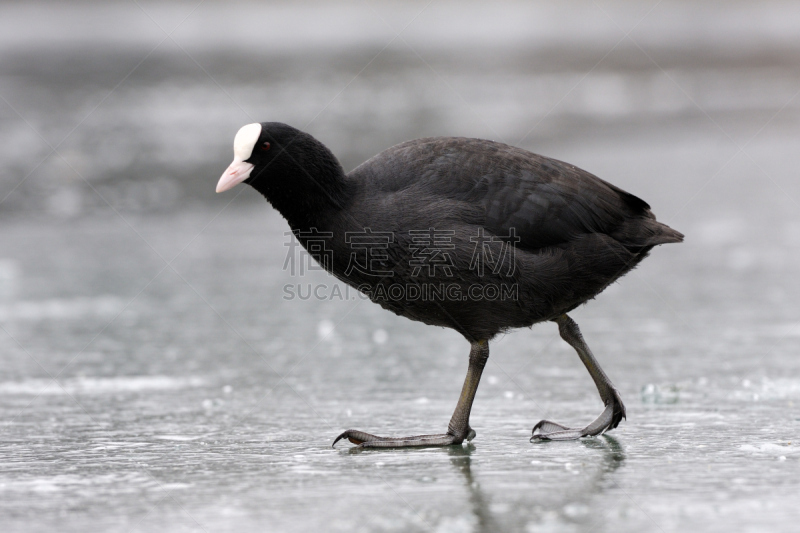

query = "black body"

[{"left": 245, "top": 122, "right": 683, "bottom": 342}]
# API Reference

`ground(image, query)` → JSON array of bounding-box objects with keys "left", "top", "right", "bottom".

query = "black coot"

[{"left": 217, "top": 122, "right": 683, "bottom": 447}]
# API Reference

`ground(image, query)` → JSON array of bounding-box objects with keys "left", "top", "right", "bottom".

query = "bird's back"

[{"left": 348, "top": 137, "right": 682, "bottom": 253}]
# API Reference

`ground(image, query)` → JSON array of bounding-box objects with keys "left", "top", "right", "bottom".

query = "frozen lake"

[{"left": 1, "top": 1, "right": 800, "bottom": 532}]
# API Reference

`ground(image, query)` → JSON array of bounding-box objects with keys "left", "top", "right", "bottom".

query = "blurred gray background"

[{"left": 1, "top": 1, "right": 799, "bottom": 532}]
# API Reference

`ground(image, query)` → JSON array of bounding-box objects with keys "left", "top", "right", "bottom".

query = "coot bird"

[{"left": 217, "top": 122, "right": 683, "bottom": 447}]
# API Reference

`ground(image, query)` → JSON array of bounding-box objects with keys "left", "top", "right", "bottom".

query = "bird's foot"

[
  {"left": 531, "top": 389, "right": 626, "bottom": 441},
  {"left": 333, "top": 428, "right": 476, "bottom": 448}
]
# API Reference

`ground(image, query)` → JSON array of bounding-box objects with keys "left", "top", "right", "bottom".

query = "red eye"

[{"left": 261, "top": 142, "right": 271, "bottom": 151}]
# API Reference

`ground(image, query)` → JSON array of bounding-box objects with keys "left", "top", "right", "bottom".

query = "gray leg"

[
  {"left": 531, "top": 315, "right": 626, "bottom": 441},
  {"left": 333, "top": 340, "right": 489, "bottom": 448}
]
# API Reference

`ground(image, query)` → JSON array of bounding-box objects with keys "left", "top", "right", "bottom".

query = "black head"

[
  {"left": 217, "top": 122, "right": 349, "bottom": 224},
  {"left": 216, "top": 122, "right": 306, "bottom": 192}
]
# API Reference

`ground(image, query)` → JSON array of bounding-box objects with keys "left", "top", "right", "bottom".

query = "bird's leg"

[
  {"left": 333, "top": 340, "right": 490, "bottom": 448},
  {"left": 531, "top": 314, "right": 626, "bottom": 441}
]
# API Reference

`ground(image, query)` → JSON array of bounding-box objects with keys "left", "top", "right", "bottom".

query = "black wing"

[{"left": 354, "top": 137, "right": 681, "bottom": 252}]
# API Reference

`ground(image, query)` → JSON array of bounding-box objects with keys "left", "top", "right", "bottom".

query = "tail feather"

[
  {"left": 613, "top": 216, "right": 683, "bottom": 252},
  {"left": 644, "top": 222, "right": 684, "bottom": 246}
]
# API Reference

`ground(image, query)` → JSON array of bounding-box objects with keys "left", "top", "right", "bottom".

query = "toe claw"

[
  {"left": 333, "top": 429, "right": 376, "bottom": 448},
  {"left": 531, "top": 420, "right": 574, "bottom": 441},
  {"left": 532, "top": 420, "right": 571, "bottom": 435},
  {"left": 531, "top": 423, "right": 584, "bottom": 441},
  {"left": 531, "top": 393, "right": 627, "bottom": 442},
  {"left": 332, "top": 430, "right": 462, "bottom": 448},
  {"left": 332, "top": 432, "right": 348, "bottom": 448}
]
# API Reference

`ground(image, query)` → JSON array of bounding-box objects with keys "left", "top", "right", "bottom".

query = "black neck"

[{"left": 248, "top": 139, "right": 351, "bottom": 230}]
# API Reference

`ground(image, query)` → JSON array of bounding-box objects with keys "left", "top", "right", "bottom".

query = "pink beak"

[{"left": 216, "top": 160, "right": 255, "bottom": 193}]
